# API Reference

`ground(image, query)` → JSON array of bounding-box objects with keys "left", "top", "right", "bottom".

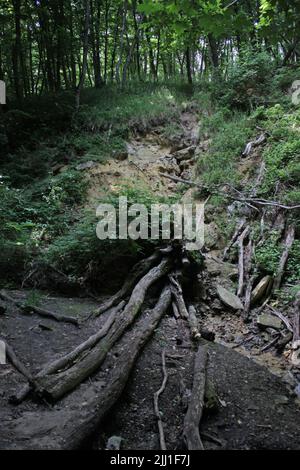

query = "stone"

[
  {"left": 257, "top": 314, "right": 283, "bottom": 330},
  {"left": 291, "top": 340, "right": 300, "bottom": 368},
  {"left": 113, "top": 150, "right": 128, "bottom": 161},
  {"left": 106, "top": 435, "right": 123, "bottom": 450},
  {"left": 173, "top": 146, "right": 196, "bottom": 161},
  {"left": 76, "top": 160, "right": 96, "bottom": 171},
  {"left": 216, "top": 285, "right": 244, "bottom": 311},
  {"left": 251, "top": 276, "right": 272, "bottom": 305},
  {"left": 204, "top": 256, "right": 238, "bottom": 279}
]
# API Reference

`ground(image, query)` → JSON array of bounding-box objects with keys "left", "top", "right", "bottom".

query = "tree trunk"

[{"left": 75, "top": 0, "right": 90, "bottom": 109}]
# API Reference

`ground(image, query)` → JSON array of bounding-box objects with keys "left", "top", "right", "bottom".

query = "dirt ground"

[{"left": 0, "top": 291, "right": 300, "bottom": 450}]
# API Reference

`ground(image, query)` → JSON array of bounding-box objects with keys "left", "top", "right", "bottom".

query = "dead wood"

[
  {"left": 93, "top": 251, "right": 160, "bottom": 316},
  {"left": 11, "top": 301, "right": 126, "bottom": 404},
  {"left": 153, "top": 350, "right": 168, "bottom": 450},
  {"left": 35, "top": 258, "right": 172, "bottom": 401},
  {"left": 0, "top": 339, "right": 36, "bottom": 390},
  {"left": 242, "top": 133, "right": 267, "bottom": 158},
  {"left": 293, "top": 293, "right": 300, "bottom": 343},
  {"left": 172, "top": 301, "right": 180, "bottom": 319},
  {"left": 266, "top": 305, "right": 293, "bottom": 333},
  {"left": 237, "top": 227, "right": 250, "bottom": 298},
  {"left": 250, "top": 161, "right": 266, "bottom": 198},
  {"left": 14, "top": 285, "right": 171, "bottom": 449},
  {"left": 0, "top": 290, "right": 79, "bottom": 326},
  {"left": 159, "top": 173, "right": 300, "bottom": 211},
  {"left": 273, "top": 225, "right": 295, "bottom": 291},
  {"left": 188, "top": 306, "right": 201, "bottom": 340},
  {"left": 243, "top": 274, "right": 256, "bottom": 322},
  {"left": 183, "top": 344, "right": 208, "bottom": 450},
  {"left": 169, "top": 275, "right": 189, "bottom": 320},
  {"left": 223, "top": 219, "right": 246, "bottom": 261},
  {"left": 276, "top": 331, "right": 293, "bottom": 351}
]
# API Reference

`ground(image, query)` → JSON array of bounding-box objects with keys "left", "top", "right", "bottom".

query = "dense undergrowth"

[{"left": 0, "top": 54, "right": 299, "bottom": 293}]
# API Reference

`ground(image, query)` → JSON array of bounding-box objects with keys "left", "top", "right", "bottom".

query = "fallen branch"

[
  {"left": 1, "top": 339, "right": 34, "bottom": 384},
  {"left": 0, "top": 291, "right": 79, "bottom": 326},
  {"left": 4, "top": 286, "right": 172, "bottom": 449},
  {"left": 93, "top": 251, "right": 160, "bottom": 316},
  {"left": 237, "top": 227, "right": 250, "bottom": 298},
  {"left": 153, "top": 350, "right": 168, "bottom": 450},
  {"left": 11, "top": 301, "right": 125, "bottom": 404},
  {"left": 183, "top": 345, "right": 208, "bottom": 450},
  {"left": 273, "top": 225, "right": 295, "bottom": 291},
  {"left": 266, "top": 305, "right": 293, "bottom": 333},
  {"left": 35, "top": 258, "right": 172, "bottom": 401},
  {"left": 243, "top": 274, "right": 256, "bottom": 322},
  {"left": 223, "top": 219, "right": 246, "bottom": 261},
  {"left": 242, "top": 134, "right": 267, "bottom": 158},
  {"left": 169, "top": 275, "right": 189, "bottom": 319},
  {"left": 159, "top": 173, "right": 300, "bottom": 211},
  {"left": 188, "top": 306, "right": 201, "bottom": 340}
]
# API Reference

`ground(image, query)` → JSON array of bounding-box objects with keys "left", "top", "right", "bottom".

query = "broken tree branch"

[
  {"left": 159, "top": 173, "right": 300, "bottom": 210},
  {"left": 169, "top": 274, "right": 189, "bottom": 319},
  {"left": 183, "top": 344, "right": 208, "bottom": 450},
  {"left": 35, "top": 258, "right": 172, "bottom": 401},
  {"left": 153, "top": 350, "right": 168, "bottom": 450},
  {"left": 266, "top": 305, "right": 293, "bottom": 333},
  {"left": 273, "top": 225, "right": 295, "bottom": 291},
  {"left": 237, "top": 227, "right": 250, "bottom": 298},
  {"left": 223, "top": 219, "right": 246, "bottom": 261},
  {"left": 11, "top": 301, "right": 126, "bottom": 404},
  {"left": 188, "top": 305, "right": 201, "bottom": 340},
  {"left": 93, "top": 251, "right": 160, "bottom": 316},
  {"left": 0, "top": 290, "right": 79, "bottom": 326}
]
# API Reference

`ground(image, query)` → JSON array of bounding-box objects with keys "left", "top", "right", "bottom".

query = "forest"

[{"left": 0, "top": 0, "right": 300, "bottom": 453}]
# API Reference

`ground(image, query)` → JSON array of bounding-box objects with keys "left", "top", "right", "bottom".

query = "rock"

[
  {"left": 257, "top": 314, "right": 283, "bottom": 331},
  {"left": 251, "top": 276, "right": 272, "bottom": 305},
  {"left": 76, "top": 161, "right": 96, "bottom": 171},
  {"left": 113, "top": 150, "right": 128, "bottom": 161},
  {"left": 217, "top": 285, "right": 244, "bottom": 311},
  {"left": 173, "top": 146, "right": 196, "bottom": 161},
  {"left": 106, "top": 435, "right": 123, "bottom": 450},
  {"left": 291, "top": 340, "right": 300, "bottom": 368},
  {"left": 204, "top": 256, "right": 238, "bottom": 279},
  {"left": 274, "top": 395, "right": 289, "bottom": 406}
]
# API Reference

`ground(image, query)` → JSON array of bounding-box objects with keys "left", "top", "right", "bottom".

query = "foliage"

[{"left": 197, "top": 108, "right": 253, "bottom": 186}]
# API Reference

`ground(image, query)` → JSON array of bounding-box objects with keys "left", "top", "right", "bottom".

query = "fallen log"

[
  {"left": 1, "top": 339, "right": 34, "bottom": 384},
  {"left": 93, "top": 251, "right": 160, "bottom": 316},
  {"left": 35, "top": 258, "right": 172, "bottom": 401},
  {"left": 223, "top": 219, "right": 246, "bottom": 261},
  {"left": 10, "top": 285, "right": 172, "bottom": 449},
  {"left": 169, "top": 275, "right": 189, "bottom": 319},
  {"left": 237, "top": 227, "right": 250, "bottom": 298},
  {"left": 11, "top": 301, "right": 126, "bottom": 404},
  {"left": 0, "top": 290, "right": 79, "bottom": 326},
  {"left": 188, "top": 306, "right": 201, "bottom": 340},
  {"left": 291, "top": 293, "right": 300, "bottom": 367},
  {"left": 153, "top": 350, "right": 168, "bottom": 450},
  {"left": 273, "top": 225, "right": 295, "bottom": 291},
  {"left": 183, "top": 345, "right": 208, "bottom": 450},
  {"left": 243, "top": 275, "right": 256, "bottom": 322}
]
